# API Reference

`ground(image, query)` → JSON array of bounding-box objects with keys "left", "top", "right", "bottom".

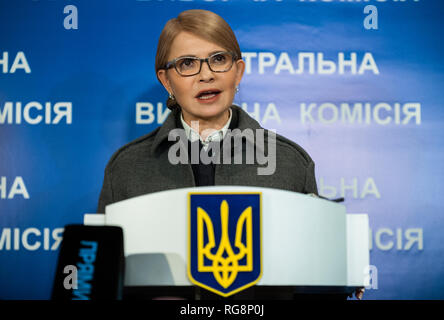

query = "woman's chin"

[{"left": 189, "top": 105, "right": 229, "bottom": 121}]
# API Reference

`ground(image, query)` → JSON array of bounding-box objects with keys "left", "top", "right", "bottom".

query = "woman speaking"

[
  {"left": 97, "top": 9, "right": 318, "bottom": 213},
  {"left": 95, "top": 8, "right": 366, "bottom": 301}
]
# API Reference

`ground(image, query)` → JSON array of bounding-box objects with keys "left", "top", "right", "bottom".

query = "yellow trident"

[{"left": 197, "top": 200, "right": 253, "bottom": 288}]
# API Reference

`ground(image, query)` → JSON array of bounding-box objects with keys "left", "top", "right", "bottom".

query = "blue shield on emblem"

[{"left": 188, "top": 192, "right": 262, "bottom": 297}]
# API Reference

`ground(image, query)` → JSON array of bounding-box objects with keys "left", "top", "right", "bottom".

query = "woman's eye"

[
  {"left": 179, "top": 58, "right": 196, "bottom": 70},
  {"left": 212, "top": 54, "right": 227, "bottom": 64}
]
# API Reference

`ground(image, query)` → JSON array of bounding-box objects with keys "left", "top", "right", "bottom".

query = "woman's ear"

[
  {"left": 234, "top": 59, "right": 245, "bottom": 87},
  {"left": 157, "top": 69, "right": 173, "bottom": 95}
]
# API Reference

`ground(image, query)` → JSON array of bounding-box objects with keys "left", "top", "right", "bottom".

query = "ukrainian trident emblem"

[{"left": 188, "top": 193, "right": 262, "bottom": 297}]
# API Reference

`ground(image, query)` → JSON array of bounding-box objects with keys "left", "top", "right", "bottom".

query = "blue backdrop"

[{"left": 1, "top": 0, "right": 443, "bottom": 299}]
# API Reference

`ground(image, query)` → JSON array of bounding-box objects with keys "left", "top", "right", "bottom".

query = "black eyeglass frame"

[{"left": 163, "top": 51, "right": 238, "bottom": 77}]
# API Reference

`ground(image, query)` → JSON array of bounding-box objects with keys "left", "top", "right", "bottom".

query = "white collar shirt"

[{"left": 180, "top": 109, "right": 232, "bottom": 151}]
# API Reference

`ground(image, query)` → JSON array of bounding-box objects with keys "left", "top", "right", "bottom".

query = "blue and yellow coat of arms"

[{"left": 188, "top": 192, "right": 262, "bottom": 297}]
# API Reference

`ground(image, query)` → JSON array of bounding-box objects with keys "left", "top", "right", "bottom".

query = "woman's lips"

[{"left": 195, "top": 91, "right": 221, "bottom": 103}]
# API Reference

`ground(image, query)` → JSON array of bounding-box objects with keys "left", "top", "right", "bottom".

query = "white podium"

[{"left": 84, "top": 186, "right": 369, "bottom": 298}]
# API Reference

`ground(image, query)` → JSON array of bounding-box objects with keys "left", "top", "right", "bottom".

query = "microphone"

[
  {"left": 307, "top": 193, "right": 345, "bottom": 203},
  {"left": 51, "top": 224, "right": 124, "bottom": 300}
]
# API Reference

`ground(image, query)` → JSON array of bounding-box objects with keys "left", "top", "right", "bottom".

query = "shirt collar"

[
  {"left": 180, "top": 108, "right": 232, "bottom": 146},
  {"left": 151, "top": 105, "right": 263, "bottom": 156}
]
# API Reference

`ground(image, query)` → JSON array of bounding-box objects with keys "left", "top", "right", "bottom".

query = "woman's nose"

[{"left": 198, "top": 61, "right": 215, "bottom": 82}]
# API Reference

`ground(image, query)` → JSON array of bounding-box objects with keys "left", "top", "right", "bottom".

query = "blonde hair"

[{"left": 155, "top": 9, "right": 242, "bottom": 78}]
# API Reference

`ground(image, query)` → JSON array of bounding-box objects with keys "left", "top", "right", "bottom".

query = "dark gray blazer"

[{"left": 97, "top": 105, "right": 318, "bottom": 213}]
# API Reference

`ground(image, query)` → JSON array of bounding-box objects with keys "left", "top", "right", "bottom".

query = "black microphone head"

[{"left": 51, "top": 224, "right": 124, "bottom": 300}]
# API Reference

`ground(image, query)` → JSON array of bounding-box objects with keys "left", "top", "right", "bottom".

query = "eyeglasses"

[{"left": 164, "top": 51, "right": 237, "bottom": 77}]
